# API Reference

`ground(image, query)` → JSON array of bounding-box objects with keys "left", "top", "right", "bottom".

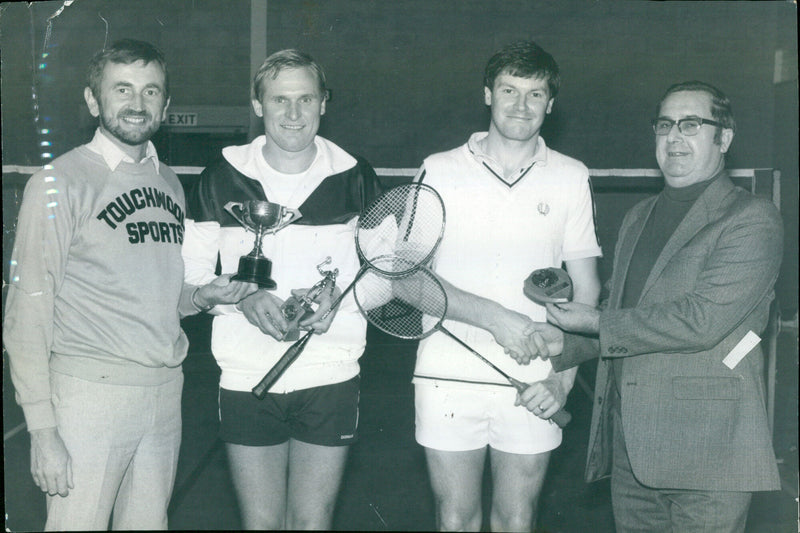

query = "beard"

[{"left": 99, "top": 108, "right": 162, "bottom": 146}]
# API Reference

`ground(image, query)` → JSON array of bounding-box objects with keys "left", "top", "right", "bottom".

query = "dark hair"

[
  {"left": 252, "top": 49, "right": 327, "bottom": 102},
  {"left": 484, "top": 40, "right": 561, "bottom": 98},
  {"left": 657, "top": 81, "right": 735, "bottom": 144},
  {"left": 87, "top": 39, "right": 169, "bottom": 99}
]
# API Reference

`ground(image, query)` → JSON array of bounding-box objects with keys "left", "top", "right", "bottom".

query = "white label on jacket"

[{"left": 722, "top": 331, "right": 761, "bottom": 369}]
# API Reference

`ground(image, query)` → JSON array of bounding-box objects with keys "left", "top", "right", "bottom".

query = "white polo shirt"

[{"left": 414, "top": 132, "right": 602, "bottom": 386}]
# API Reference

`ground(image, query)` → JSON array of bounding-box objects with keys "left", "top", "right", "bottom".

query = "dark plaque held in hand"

[{"left": 523, "top": 267, "right": 573, "bottom": 304}]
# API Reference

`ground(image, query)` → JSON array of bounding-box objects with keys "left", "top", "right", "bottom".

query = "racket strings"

[
  {"left": 356, "top": 184, "right": 445, "bottom": 274},
  {"left": 366, "top": 298, "right": 426, "bottom": 339},
  {"left": 356, "top": 266, "right": 447, "bottom": 340}
]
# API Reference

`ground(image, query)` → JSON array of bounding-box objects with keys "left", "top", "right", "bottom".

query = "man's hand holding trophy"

[
  {"left": 281, "top": 258, "right": 340, "bottom": 341},
  {"left": 225, "top": 200, "right": 342, "bottom": 342}
]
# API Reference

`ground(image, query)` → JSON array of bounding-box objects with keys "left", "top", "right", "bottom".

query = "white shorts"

[{"left": 414, "top": 381, "right": 562, "bottom": 455}]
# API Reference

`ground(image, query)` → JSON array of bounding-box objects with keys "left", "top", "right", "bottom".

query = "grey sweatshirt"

[{"left": 4, "top": 132, "right": 197, "bottom": 430}]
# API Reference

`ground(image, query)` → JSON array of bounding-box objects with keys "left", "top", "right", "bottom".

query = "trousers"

[{"left": 45, "top": 371, "right": 183, "bottom": 531}]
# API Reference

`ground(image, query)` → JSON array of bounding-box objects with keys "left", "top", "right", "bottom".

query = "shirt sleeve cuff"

[
  {"left": 22, "top": 400, "right": 57, "bottom": 431},
  {"left": 551, "top": 331, "right": 599, "bottom": 372},
  {"left": 178, "top": 284, "right": 200, "bottom": 318}
]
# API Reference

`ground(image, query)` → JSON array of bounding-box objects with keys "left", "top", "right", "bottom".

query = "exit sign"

[{"left": 166, "top": 112, "right": 198, "bottom": 126}]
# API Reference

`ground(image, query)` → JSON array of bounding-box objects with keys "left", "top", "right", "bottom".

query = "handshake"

[
  {"left": 520, "top": 300, "right": 601, "bottom": 361},
  {"left": 500, "top": 268, "right": 601, "bottom": 365}
]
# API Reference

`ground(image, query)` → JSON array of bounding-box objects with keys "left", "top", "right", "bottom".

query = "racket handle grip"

[
  {"left": 509, "top": 377, "right": 572, "bottom": 427},
  {"left": 509, "top": 376, "right": 528, "bottom": 392},
  {"left": 550, "top": 408, "right": 572, "bottom": 428},
  {"left": 251, "top": 332, "right": 312, "bottom": 400}
]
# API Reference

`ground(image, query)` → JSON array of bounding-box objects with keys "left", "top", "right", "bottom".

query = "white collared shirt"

[
  {"left": 466, "top": 132, "right": 547, "bottom": 186},
  {"left": 414, "top": 133, "right": 601, "bottom": 386},
  {"left": 85, "top": 128, "right": 160, "bottom": 173}
]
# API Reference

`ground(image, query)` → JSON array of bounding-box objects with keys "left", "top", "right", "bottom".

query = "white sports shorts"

[{"left": 414, "top": 380, "right": 562, "bottom": 455}]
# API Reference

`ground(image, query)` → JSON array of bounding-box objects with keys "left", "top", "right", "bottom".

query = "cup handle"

[
  {"left": 275, "top": 207, "right": 303, "bottom": 231},
  {"left": 223, "top": 202, "right": 246, "bottom": 227}
]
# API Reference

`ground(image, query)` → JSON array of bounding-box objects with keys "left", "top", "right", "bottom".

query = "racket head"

[
  {"left": 353, "top": 261, "right": 447, "bottom": 340},
  {"left": 354, "top": 183, "right": 445, "bottom": 276}
]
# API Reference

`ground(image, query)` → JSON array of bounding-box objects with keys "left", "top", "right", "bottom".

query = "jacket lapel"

[{"left": 637, "top": 174, "right": 736, "bottom": 304}]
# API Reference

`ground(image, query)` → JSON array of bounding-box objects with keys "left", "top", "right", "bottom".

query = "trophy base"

[{"left": 233, "top": 255, "right": 277, "bottom": 290}]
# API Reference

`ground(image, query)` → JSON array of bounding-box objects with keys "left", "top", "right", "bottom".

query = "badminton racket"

[
  {"left": 353, "top": 260, "right": 572, "bottom": 427},
  {"left": 252, "top": 183, "right": 445, "bottom": 399}
]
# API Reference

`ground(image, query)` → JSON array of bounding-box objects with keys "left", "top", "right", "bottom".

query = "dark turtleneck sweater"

[{"left": 612, "top": 171, "right": 721, "bottom": 397}]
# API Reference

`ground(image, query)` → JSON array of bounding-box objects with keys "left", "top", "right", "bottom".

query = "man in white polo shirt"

[{"left": 413, "top": 40, "right": 602, "bottom": 531}]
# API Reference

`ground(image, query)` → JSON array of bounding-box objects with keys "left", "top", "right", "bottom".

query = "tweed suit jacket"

[{"left": 557, "top": 173, "right": 782, "bottom": 492}]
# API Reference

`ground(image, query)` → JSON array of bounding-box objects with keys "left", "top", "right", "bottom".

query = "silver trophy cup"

[{"left": 224, "top": 201, "right": 302, "bottom": 289}]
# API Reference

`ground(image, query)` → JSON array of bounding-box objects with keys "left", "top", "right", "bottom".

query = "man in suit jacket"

[{"left": 521, "top": 81, "right": 782, "bottom": 532}]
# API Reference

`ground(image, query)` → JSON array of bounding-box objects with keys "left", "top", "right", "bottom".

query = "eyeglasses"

[{"left": 651, "top": 116, "right": 724, "bottom": 136}]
